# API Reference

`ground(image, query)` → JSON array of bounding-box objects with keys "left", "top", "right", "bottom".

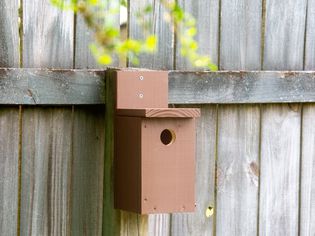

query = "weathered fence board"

[
  {"left": 0, "top": 2, "right": 20, "bottom": 236},
  {"left": 20, "top": 108, "right": 73, "bottom": 235},
  {"left": 129, "top": 0, "right": 174, "bottom": 69},
  {"left": 169, "top": 71, "right": 315, "bottom": 104},
  {"left": 71, "top": 106, "right": 105, "bottom": 235},
  {"left": 220, "top": 0, "right": 261, "bottom": 70},
  {"left": 20, "top": 1, "right": 76, "bottom": 235},
  {"left": 263, "top": 0, "right": 307, "bottom": 70},
  {"left": 217, "top": 1, "right": 261, "bottom": 234},
  {"left": 23, "top": 0, "right": 74, "bottom": 68},
  {"left": 305, "top": 0, "right": 315, "bottom": 70},
  {"left": 259, "top": 104, "right": 301, "bottom": 236},
  {"left": 259, "top": 0, "right": 306, "bottom": 234},
  {"left": 74, "top": 2, "right": 118, "bottom": 236},
  {"left": 0, "top": 69, "right": 105, "bottom": 105},
  {"left": 175, "top": 0, "right": 219, "bottom": 69},
  {"left": 300, "top": 104, "right": 315, "bottom": 236},
  {"left": 0, "top": 0, "right": 19, "bottom": 67},
  {"left": 216, "top": 105, "right": 260, "bottom": 236},
  {"left": 0, "top": 107, "right": 20, "bottom": 236}
]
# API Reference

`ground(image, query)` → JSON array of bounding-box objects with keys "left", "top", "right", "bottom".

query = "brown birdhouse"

[{"left": 114, "top": 70, "right": 200, "bottom": 214}]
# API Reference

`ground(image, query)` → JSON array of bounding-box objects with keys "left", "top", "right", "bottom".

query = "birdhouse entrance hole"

[{"left": 160, "top": 129, "right": 176, "bottom": 145}]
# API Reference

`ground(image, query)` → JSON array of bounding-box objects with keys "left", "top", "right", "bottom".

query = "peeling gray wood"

[
  {"left": 216, "top": 105, "right": 260, "bottom": 236},
  {"left": 128, "top": 0, "right": 174, "bottom": 69},
  {"left": 0, "top": 69, "right": 105, "bottom": 104},
  {"left": 259, "top": 104, "right": 301, "bottom": 236},
  {"left": 23, "top": 0, "right": 74, "bottom": 68},
  {"left": 175, "top": 0, "right": 219, "bottom": 70},
  {"left": 71, "top": 106, "right": 105, "bottom": 235},
  {"left": 168, "top": 71, "right": 315, "bottom": 104},
  {"left": 20, "top": 107, "right": 73, "bottom": 235},
  {"left": 300, "top": 104, "right": 315, "bottom": 236},
  {"left": 171, "top": 105, "right": 217, "bottom": 236},
  {"left": 263, "top": 0, "right": 307, "bottom": 70},
  {"left": 0, "top": 0, "right": 19, "bottom": 67},
  {"left": 305, "top": 0, "right": 315, "bottom": 70},
  {"left": 0, "top": 108, "right": 19, "bottom": 236},
  {"left": 220, "top": 0, "right": 262, "bottom": 70}
]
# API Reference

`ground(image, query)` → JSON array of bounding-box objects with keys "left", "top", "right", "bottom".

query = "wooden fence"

[{"left": 1, "top": 0, "right": 315, "bottom": 236}]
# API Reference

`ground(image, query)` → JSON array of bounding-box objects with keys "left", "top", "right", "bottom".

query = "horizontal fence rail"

[{"left": 1, "top": 69, "right": 315, "bottom": 104}]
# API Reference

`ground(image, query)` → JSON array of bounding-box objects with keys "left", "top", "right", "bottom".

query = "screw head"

[
  {"left": 139, "top": 75, "right": 144, "bottom": 81},
  {"left": 139, "top": 93, "right": 144, "bottom": 99}
]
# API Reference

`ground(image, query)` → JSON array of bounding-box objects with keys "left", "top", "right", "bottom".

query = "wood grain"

[
  {"left": 20, "top": 1, "right": 76, "bottom": 235},
  {"left": 71, "top": 105, "right": 105, "bottom": 235},
  {"left": 216, "top": 105, "right": 260, "bottom": 236},
  {"left": 20, "top": 107, "right": 73, "bottom": 235},
  {"left": 169, "top": 71, "right": 315, "bottom": 104},
  {"left": 176, "top": 0, "right": 219, "bottom": 69},
  {"left": 0, "top": 1, "right": 20, "bottom": 236},
  {"left": 259, "top": 104, "right": 301, "bottom": 236},
  {"left": 0, "top": 68, "right": 105, "bottom": 105},
  {"left": 23, "top": 0, "right": 74, "bottom": 68},
  {"left": 260, "top": 0, "right": 305, "bottom": 234},
  {"left": 220, "top": 0, "right": 262, "bottom": 70},
  {"left": 217, "top": 1, "right": 262, "bottom": 235},
  {"left": 0, "top": 0, "right": 19, "bottom": 67},
  {"left": 305, "top": 0, "right": 315, "bottom": 70},
  {"left": 300, "top": 104, "right": 315, "bottom": 236},
  {"left": 116, "top": 108, "right": 200, "bottom": 118},
  {"left": 263, "top": 0, "right": 307, "bottom": 70},
  {"left": 0, "top": 108, "right": 20, "bottom": 236},
  {"left": 128, "top": 0, "right": 174, "bottom": 69},
  {"left": 171, "top": 105, "right": 217, "bottom": 236},
  {"left": 74, "top": 0, "right": 119, "bottom": 68}
]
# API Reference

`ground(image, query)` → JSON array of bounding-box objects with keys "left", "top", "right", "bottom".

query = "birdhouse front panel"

[{"left": 141, "top": 118, "right": 196, "bottom": 214}]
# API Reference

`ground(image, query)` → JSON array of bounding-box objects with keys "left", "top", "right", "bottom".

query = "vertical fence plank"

[
  {"left": 128, "top": 0, "right": 175, "bottom": 234},
  {"left": 217, "top": 105, "right": 260, "bottom": 236},
  {"left": 259, "top": 0, "right": 306, "bottom": 235},
  {"left": 0, "top": 1, "right": 20, "bottom": 235},
  {"left": 171, "top": 106, "right": 217, "bottom": 236},
  {"left": 20, "top": 0, "right": 75, "bottom": 235},
  {"left": 129, "top": 0, "right": 174, "bottom": 69},
  {"left": 260, "top": 104, "right": 301, "bottom": 236},
  {"left": 75, "top": 0, "right": 120, "bottom": 68},
  {"left": 171, "top": 0, "right": 219, "bottom": 235},
  {"left": 71, "top": 106, "right": 105, "bottom": 235},
  {"left": 300, "top": 1, "right": 315, "bottom": 234},
  {"left": 0, "top": 0, "right": 20, "bottom": 67},
  {"left": 217, "top": 1, "right": 261, "bottom": 235},
  {"left": 220, "top": 0, "right": 262, "bottom": 70},
  {"left": 20, "top": 108, "right": 73, "bottom": 235},
  {"left": 0, "top": 108, "right": 20, "bottom": 236},
  {"left": 305, "top": 0, "right": 315, "bottom": 70},
  {"left": 175, "top": 0, "right": 219, "bottom": 69},
  {"left": 23, "top": 0, "right": 74, "bottom": 68},
  {"left": 300, "top": 104, "right": 315, "bottom": 236},
  {"left": 263, "top": 0, "right": 307, "bottom": 70},
  {"left": 74, "top": 1, "right": 119, "bottom": 235}
]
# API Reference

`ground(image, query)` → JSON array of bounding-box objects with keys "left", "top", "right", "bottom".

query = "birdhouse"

[{"left": 114, "top": 70, "right": 200, "bottom": 214}]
